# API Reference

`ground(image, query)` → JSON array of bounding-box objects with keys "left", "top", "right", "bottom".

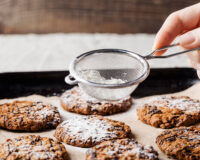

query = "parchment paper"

[{"left": 0, "top": 82, "right": 200, "bottom": 160}]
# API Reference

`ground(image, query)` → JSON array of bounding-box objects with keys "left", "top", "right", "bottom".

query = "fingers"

[
  {"left": 179, "top": 28, "right": 200, "bottom": 49},
  {"left": 153, "top": 12, "right": 182, "bottom": 56},
  {"left": 153, "top": 3, "right": 200, "bottom": 56}
]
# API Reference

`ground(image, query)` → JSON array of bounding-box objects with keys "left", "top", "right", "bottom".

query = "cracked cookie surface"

[
  {"left": 86, "top": 138, "right": 159, "bottom": 160},
  {"left": 0, "top": 101, "right": 62, "bottom": 131},
  {"left": 156, "top": 127, "right": 200, "bottom": 160},
  {"left": 60, "top": 87, "right": 132, "bottom": 115},
  {"left": 0, "top": 135, "right": 68, "bottom": 160},
  {"left": 54, "top": 116, "right": 131, "bottom": 148},
  {"left": 137, "top": 96, "right": 200, "bottom": 128}
]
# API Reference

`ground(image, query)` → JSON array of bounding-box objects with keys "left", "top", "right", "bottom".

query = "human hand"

[{"left": 153, "top": 3, "right": 200, "bottom": 77}]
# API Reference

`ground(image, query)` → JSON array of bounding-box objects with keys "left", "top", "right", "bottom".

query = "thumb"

[{"left": 179, "top": 28, "right": 200, "bottom": 49}]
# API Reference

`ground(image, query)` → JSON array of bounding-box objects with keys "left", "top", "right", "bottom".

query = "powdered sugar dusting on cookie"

[
  {"left": 173, "top": 127, "right": 200, "bottom": 141},
  {"left": 61, "top": 87, "right": 101, "bottom": 105},
  {"left": 111, "top": 141, "right": 157, "bottom": 159},
  {"left": 60, "top": 86, "right": 132, "bottom": 115},
  {"left": 0, "top": 135, "right": 67, "bottom": 159},
  {"left": 156, "top": 127, "right": 200, "bottom": 159},
  {"left": 124, "top": 144, "right": 158, "bottom": 159},
  {"left": 188, "top": 133, "right": 200, "bottom": 140},
  {"left": 27, "top": 102, "right": 61, "bottom": 126},
  {"left": 87, "top": 139, "right": 158, "bottom": 160},
  {"left": 59, "top": 116, "right": 118, "bottom": 143},
  {"left": 0, "top": 101, "right": 61, "bottom": 131},
  {"left": 146, "top": 96, "right": 200, "bottom": 113},
  {"left": 16, "top": 145, "right": 58, "bottom": 159},
  {"left": 34, "top": 103, "right": 56, "bottom": 116}
]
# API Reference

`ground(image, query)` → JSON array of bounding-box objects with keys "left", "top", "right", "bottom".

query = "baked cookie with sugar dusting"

[
  {"left": 156, "top": 127, "right": 200, "bottom": 160},
  {"left": 0, "top": 101, "right": 61, "bottom": 131},
  {"left": 137, "top": 96, "right": 200, "bottom": 129},
  {"left": 54, "top": 116, "right": 131, "bottom": 148},
  {"left": 86, "top": 138, "right": 159, "bottom": 160},
  {"left": 0, "top": 135, "right": 68, "bottom": 160},
  {"left": 60, "top": 86, "right": 132, "bottom": 115}
]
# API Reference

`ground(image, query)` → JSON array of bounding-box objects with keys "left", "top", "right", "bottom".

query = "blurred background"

[{"left": 0, "top": 0, "right": 199, "bottom": 72}]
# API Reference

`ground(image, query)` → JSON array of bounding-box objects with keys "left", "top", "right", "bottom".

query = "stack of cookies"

[{"left": 0, "top": 86, "right": 200, "bottom": 160}]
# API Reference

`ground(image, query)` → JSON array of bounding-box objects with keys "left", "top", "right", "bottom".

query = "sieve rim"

[{"left": 69, "top": 49, "right": 150, "bottom": 88}]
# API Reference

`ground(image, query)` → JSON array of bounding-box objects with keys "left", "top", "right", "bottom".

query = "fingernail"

[{"left": 179, "top": 32, "right": 195, "bottom": 46}]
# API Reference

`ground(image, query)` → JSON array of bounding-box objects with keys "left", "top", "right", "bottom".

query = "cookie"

[
  {"left": 0, "top": 135, "right": 68, "bottom": 160},
  {"left": 60, "top": 86, "right": 132, "bottom": 115},
  {"left": 137, "top": 96, "right": 200, "bottom": 129},
  {"left": 156, "top": 127, "right": 200, "bottom": 160},
  {"left": 86, "top": 138, "right": 159, "bottom": 160},
  {"left": 54, "top": 116, "right": 131, "bottom": 148},
  {"left": 0, "top": 101, "right": 62, "bottom": 131}
]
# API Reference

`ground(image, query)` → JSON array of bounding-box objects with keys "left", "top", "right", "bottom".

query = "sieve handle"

[
  {"left": 145, "top": 43, "right": 200, "bottom": 59},
  {"left": 65, "top": 74, "right": 78, "bottom": 85}
]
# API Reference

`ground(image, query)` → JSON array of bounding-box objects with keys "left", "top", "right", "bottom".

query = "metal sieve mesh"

[{"left": 74, "top": 50, "right": 148, "bottom": 85}]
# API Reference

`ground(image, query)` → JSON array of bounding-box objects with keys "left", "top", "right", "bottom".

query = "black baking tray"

[{"left": 0, "top": 68, "right": 199, "bottom": 99}]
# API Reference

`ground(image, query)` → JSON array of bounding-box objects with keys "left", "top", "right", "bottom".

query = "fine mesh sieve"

[{"left": 65, "top": 43, "right": 200, "bottom": 101}]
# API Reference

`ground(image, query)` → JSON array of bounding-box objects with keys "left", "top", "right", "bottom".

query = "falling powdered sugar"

[{"left": 79, "top": 69, "right": 127, "bottom": 84}]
